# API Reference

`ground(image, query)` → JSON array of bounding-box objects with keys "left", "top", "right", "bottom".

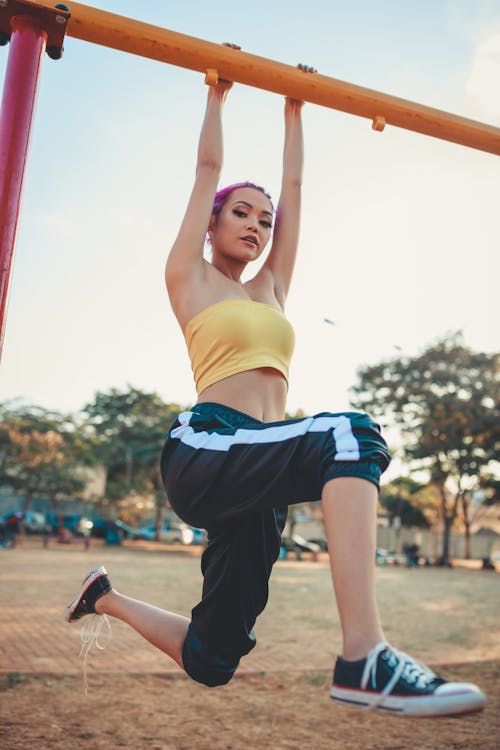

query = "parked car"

[
  {"left": 188, "top": 527, "right": 206, "bottom": 545},
  {"left": 90, "top": 517, "right": 107, "bottom": 538},
  {"left": 0, "top": 511, "right": 47, "bottom": 534},
  {"left": 112, "top": 519, "right": 148, "bottom": 540},
  {"left": 164, "top": 523, "right": 194, "bottom": 544},
  {"left": 45, "top": 512, "right": 93, "bottom": 537},
  {"left": 1, "top": 511, "right": 23, "bottom": 534},
  {"left": 138, "top": 521, "right": 205, "bottom": 545},
  {"left": 23, "top": 511, "right": 47, "bottom": 534},
  {"left": 91, "top": 517, "right": 152, "bottom": 541},
  {"left": 138, "top": 522, "right": 169, "bottom": 541},
  {"left": 0, "top": 519, "right": 16, "bottom": 548},
  {"left": 138, "top": 522, "right": 185, "bottom": 542}
]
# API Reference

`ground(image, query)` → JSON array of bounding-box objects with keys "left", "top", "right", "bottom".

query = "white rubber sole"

[
  {"left": 330, "top": 684, "right": 486, "bottom": 717},
  {"left": 65, "top": 566, "right": 108, "bottom": 622}
]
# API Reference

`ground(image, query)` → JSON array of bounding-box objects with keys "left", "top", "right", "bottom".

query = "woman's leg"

[
  {"left": 322, "top": 476, "right": 385, "bottom": 660},
  {"left": 85, "top": 507, "right": 284, "bottom": 687},
  {"left": 95, "top": 591, "right": 189, "bottom": 670},
  {"left": 182, "top": 508, "right": 285, "bottom": 687},
  {"left": 324, "top": 476, "right": 486, "bottom": 716}
]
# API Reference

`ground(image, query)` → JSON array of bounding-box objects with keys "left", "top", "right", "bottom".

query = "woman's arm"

[
  {"left": 261, "top": 97, "right": 304, "bottom": 307},
  {"left": 165, "top": 81, "right": 232, "bottom": 295}
]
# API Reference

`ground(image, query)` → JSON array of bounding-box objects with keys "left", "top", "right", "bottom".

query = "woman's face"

[{"left": 209, "top": 187, "right": 273, "bottom": 263}]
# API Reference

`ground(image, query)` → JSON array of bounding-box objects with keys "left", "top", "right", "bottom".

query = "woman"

[{"left": 66, "top": 80, "right": 485, "bottom": 717}]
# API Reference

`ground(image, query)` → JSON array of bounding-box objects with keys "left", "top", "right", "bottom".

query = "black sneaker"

[
  {"left": 331, "top": 642, "right": 486, "bottom": 717},
  {"left": 65, "top": 566, "right": 112, "bottom": 622}
]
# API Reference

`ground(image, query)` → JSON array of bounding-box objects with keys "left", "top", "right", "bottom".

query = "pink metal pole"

[{"left": 0, "top": 16, "right": 47, "bottom": 360}]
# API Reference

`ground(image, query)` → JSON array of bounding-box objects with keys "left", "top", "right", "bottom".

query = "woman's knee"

[
  {"left": 325, "top": 412, "right": 390, "bottom": 474},
  {"left": 182, "top": 625, "right": 239, "bottom": 688},
  {"left": 188, "top": 666, "right": 237, "bottom": 688}
]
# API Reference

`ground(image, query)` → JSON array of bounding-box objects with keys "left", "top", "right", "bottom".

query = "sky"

[{"left": 0, "top": 0, "right": 499, "bottom": 420}]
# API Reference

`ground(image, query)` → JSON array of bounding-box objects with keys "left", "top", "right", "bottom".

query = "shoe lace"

[
  {"left": 79, "top": 614, "right": 112, "bottom": 696},
  {"left": 361, "top": 642, "right": 436, "bottom": 710}
]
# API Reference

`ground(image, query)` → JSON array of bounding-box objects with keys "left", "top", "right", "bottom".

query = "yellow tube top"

[{"left": 184, "top": 299, "right": 295, "bottom": 395}]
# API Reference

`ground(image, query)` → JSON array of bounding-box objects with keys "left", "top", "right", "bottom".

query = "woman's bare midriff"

[{"left": 196, "top": 368, "right": 288, "bottom": 422}]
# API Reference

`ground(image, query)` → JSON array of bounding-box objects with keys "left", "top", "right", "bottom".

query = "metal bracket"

[
  {"left": 205, "top": 67, "right": 218, "bottom": 86},
  {"left": 0, "top": 0, "right": 70, "bottom": 59},
  {"left": 372, "top": 115, "right": 386, "bottom": 132}
]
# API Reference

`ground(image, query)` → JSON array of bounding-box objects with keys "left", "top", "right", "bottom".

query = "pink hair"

[{"left": 211, "top": 181, "right": 273, "bottom": 217}]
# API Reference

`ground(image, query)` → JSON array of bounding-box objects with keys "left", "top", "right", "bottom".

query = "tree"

[
  {"left": 82, "top": 387, "right": 183, "bottom": 533},
  {"left": 0, "top": 402, "right": 90, "bottom": 512},
  {"left": 351, "top": 332, "right": 499, "bottom": 565},
  {"left": 380, "top": 477, "right": 430, "bottom": 529},
  {"left": 460, "top": 476, "right": 500, "bottom": 559}
]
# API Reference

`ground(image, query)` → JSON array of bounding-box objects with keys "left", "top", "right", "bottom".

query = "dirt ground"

[
  {"left": 1, "top": 542, "right": 499, "bottom": 749},
  {"left": 1, "top": 663, "right": 499, "bottom": 750}
]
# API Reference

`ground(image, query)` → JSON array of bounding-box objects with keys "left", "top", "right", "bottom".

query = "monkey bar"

[
  {"left": 22, "top": 0, "right": 500, "bottom": 156},
  {"left": 0, "top": 0, "right": 499, "bottom": 358}
]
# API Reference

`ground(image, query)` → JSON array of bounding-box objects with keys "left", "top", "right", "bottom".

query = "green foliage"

[
  {"left": 306, "top": 672, "right": 327, "bottom": 687},
  {"left": 0, "top": 672, "right": 26, "bottom": 691},
  {"left": 82, "top": 387, "right": 183, "bottom": 502},
  {"left": 0, "top": 402, "right": 91, "bottom": 509},
  {"left": 478, "top": 475, "right": 500, "bottom": 504},
  {"left": 0, "top": 389, "right": 186, "bottom": 513},
  {"left": 351, "top": 332, "right": 499, "bottom": 562},
  {"left": 380, "top": 483, "right": 431, "bottom": 529},
  {"left": 351, "top": 332, "right": 498, "bottom": 483}
]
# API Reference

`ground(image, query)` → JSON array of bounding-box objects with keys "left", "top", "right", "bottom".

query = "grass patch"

[
  {"left": 0, "top": 672, "right": 27, "bottom": 691},
  {"left": 306, "top": 672, "right": 327, "bottom": 687}
]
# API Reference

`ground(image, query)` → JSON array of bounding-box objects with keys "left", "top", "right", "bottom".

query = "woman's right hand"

[{"left": 208, "top": 78, "right": 233, "bottom": 102}]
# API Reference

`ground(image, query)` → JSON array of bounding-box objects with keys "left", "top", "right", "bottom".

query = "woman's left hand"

[{"left": 285, "top": 97, "right": 304, "bottom": 117}]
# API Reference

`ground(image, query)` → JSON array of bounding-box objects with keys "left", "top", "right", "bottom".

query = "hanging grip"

[
  {"left": 205, "top": 68, "right": 218, "bottom": 86},
  {"left": 372, "top": 115, "right": 386, "bottom": 132}
]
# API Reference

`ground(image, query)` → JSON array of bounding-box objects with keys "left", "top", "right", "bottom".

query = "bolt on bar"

[{"left": 25, "top": 0, "right": 500, "bottom": 156}]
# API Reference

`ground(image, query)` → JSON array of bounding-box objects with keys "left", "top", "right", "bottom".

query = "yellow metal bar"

[{"left": 24, "top": 0, "right": 500, "bottom": 155}]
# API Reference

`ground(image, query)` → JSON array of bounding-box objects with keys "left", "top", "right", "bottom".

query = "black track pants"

[{"left": 160, "top": 402, "right": 390, "bottom": 687}]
